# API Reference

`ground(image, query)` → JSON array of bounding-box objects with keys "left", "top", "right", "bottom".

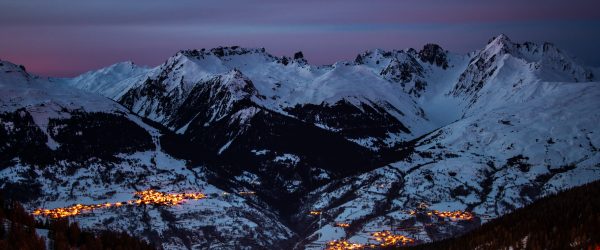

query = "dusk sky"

[{"left": 1, "top": 0, "right": 599, "bottom": 77}]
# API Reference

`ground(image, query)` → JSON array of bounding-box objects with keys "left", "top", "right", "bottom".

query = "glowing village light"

[{"left": 32, "top": 189, "right": 207, "bottom": 219}]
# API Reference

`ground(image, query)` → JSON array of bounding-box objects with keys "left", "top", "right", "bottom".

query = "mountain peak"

[
  {"left": 223, "top": 68, "right": 250, "bottom": 83},
  {"left": 4, "top": 33, "right": 600, "bottom": 250},
  {"left": 483, "top": 34, "right": 514, "bottom": 55},
  {"left": 0, "top": 60, "right": 32, "bottom": 81},
  {"left": 418, "top": 44, "right": 449, "bottom": 69},
  {"left": 102, "top": 60, "right": 139, "bottom": 72},
  {"left": 0, "top": 60, "right": 28, "bottom": 73},
  {"left": 488, "top": 34, "right": 512, "bottom": 45},
  {"left": 218, "top": 69, "right": 259, "bottom": 97},
  {"left": 177, "top": 46, "right": 274, "bottom": 60}
]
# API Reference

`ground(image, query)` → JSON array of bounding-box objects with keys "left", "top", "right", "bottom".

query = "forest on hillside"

[
  {"left": 396, "top": 180, "right": 600, "bottom": 250},
  {"left": 0, "top": 193, "right": 155, "bottom": 250}
]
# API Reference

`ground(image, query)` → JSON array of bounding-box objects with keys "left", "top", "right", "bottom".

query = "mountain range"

[{"left": 1, "top": 34, "right": 599, "bottom": 249}]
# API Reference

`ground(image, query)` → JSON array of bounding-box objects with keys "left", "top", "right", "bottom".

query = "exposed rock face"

[
  {"left": 419, "top": 44, "right": 449, "bottom": 69},
  {"left": 380, "top": 58, "right": 425, "bottom": 84},
  {"left": 2, "top": 34, "right": 600, "bottom": 249},
  {"left": 451, "top": 34, "right": 597, "bottom": 111},
  {"left": 294, "top": 51, "right": 304, "bottom": 60},
  {"left": 0, "top": 62, "right": 296, "bottom": 248},
  {"left": 286, "top": 100, "right": 411, "bottom": 150}
]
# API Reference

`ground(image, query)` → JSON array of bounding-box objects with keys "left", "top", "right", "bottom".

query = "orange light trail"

[
  {"left": 32, "top": 189, "right": 206, "bottom": 219},
  {"left": 335, "top": 222, "right": 350, "bottom": 228},
  {"left": 326, "top": 231, "right": 415, "bottom": 249},
  {"left": 371, "top": 230, "right": 415, "bottom": 246},
  {"left": 326, "top": 240, "right": 364, "bottom": 250},
  {"left": 408, "top": 209, "right": 474, "bottom": 221},
  {"left": 433, "top": 210, "right": 473, "bottom": 220}
]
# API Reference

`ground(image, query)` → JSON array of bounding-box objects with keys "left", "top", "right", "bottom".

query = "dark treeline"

[
  {"left": 0, "top": 194, "right": 156, "bottom": 250},
  {"left": 0, "top": 196, "right": 45, "bottom": 249},
  {"left": 395, "top": 180, "right": 600, "bottom": 250}
]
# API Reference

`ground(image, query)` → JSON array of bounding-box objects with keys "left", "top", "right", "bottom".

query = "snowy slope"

[
  {"left": 291, "top": 36, "right": 600, "bottom": 248},
  {"left": 62, "top": 47, "right": 443, "bottom": 203},
  {"left": 295, "top": 78, "right": 600, "bottom": 247},
  {"left": 64, "top": 47, "right": 439, "bottom": 150},
  {"left": 2, "top": 34, "right": 600, "bottom": 249},
  {"left": 0, "top": 61, "right": 295, "bottom": 249},
  {"left": 65, "top": 61, "right": 150, "bottom": 100},
  {"left": 0, "top": 61, "right": 123, "bottom": 114},
  {"left": 452, "top": 34, "right": 597, "bottom": 115}
]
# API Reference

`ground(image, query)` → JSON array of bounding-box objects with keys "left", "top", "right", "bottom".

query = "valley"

[{"left": 1, "top": 34, "right": 599, "bottom": 249}]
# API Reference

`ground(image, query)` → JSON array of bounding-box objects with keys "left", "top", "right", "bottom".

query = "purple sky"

[{"left": 1, "top": 0, "right": 600, "bottom": 77}]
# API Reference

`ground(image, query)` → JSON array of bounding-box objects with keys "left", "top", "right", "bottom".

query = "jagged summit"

[
  {"left": 175, "top": 46, "right": 308, "bottom": 66},
  {"left": 355, "top": 45, "right": 449, "bottom": 71},
  {"left": 1, "top": 35, "right": 600, "bottom": 249},
  {"left": 216, "top": 68, "right": 260, "bottom": 100},
  {"left": 61, "top": 36, "right": 599, "bottom": 149},
  {"left": 487, "top": 33, "right": 512, "bottom": 46},
  {"left": 418, "top": 43, "right": 449, "bottom": 69},
  {"left": 0, "top": 60, "right": 32, "bottom": 80},
  {"left": 0, "top": 59, "right": 26, "bottom": 71},
  {"left": 482, "top": 34, "right": 594, "bottom": 74},
  {"left": 479, "top": 34, "right": 514, "bottom": 59},
  {"left": 452, "top": 34, "right": 596, "bottom": 107},
  {"left": 178, "top": 46, "right": 275, "bottom": 60}
]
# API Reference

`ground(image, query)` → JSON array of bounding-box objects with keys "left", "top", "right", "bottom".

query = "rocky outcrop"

[{"left": 419, "top": 43, "right": 449, "bottom": 69}]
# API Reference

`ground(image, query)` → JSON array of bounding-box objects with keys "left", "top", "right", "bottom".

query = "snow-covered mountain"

[
  {"left": 1, "top": 34, "right": 599, "bottom": 249},
  {"left": 0, "top": 60, "right": 293, "bottom": 249},
  {"left": 62, "top": 46, "right": 446, "bottom": 204},
  {"left": 67, "top": 61, "right": 150, "bottom": 100},
  {"left": 295, "top": 79, "right": 599, "bottom": 247},
  {"left": 291, "top": 35, "right": 600, "bottom": 247},
  {"left": 64, "top": 46, "right": 438, "bottom": 150}
]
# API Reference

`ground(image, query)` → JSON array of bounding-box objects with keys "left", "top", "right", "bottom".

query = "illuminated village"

[
  {"left": 335, "top": 222, "right": 350, "bottom": 228},
  {"left": 326, "top": 240, "right": 365, "bottom": 250},
  {"left": 325, "top": 231, "right": 415, "bottom": 250},
  {"left": 372, "top": 231, "right": 415, "bottom": 246},
  {"left": 31, "top": 188, "right": 476, "bottom": 249},
  {"left": 324, "top": 205, "right": 474, "bottom": 249},
  {"left": 309, "top": 211, "right": 323, "bottom": 216},
  {"left": 432, "top": 210, "right": 474, "bottom": 220},
  {"left": 32, "top": 189, "right": 207, "bottom": 219}
]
